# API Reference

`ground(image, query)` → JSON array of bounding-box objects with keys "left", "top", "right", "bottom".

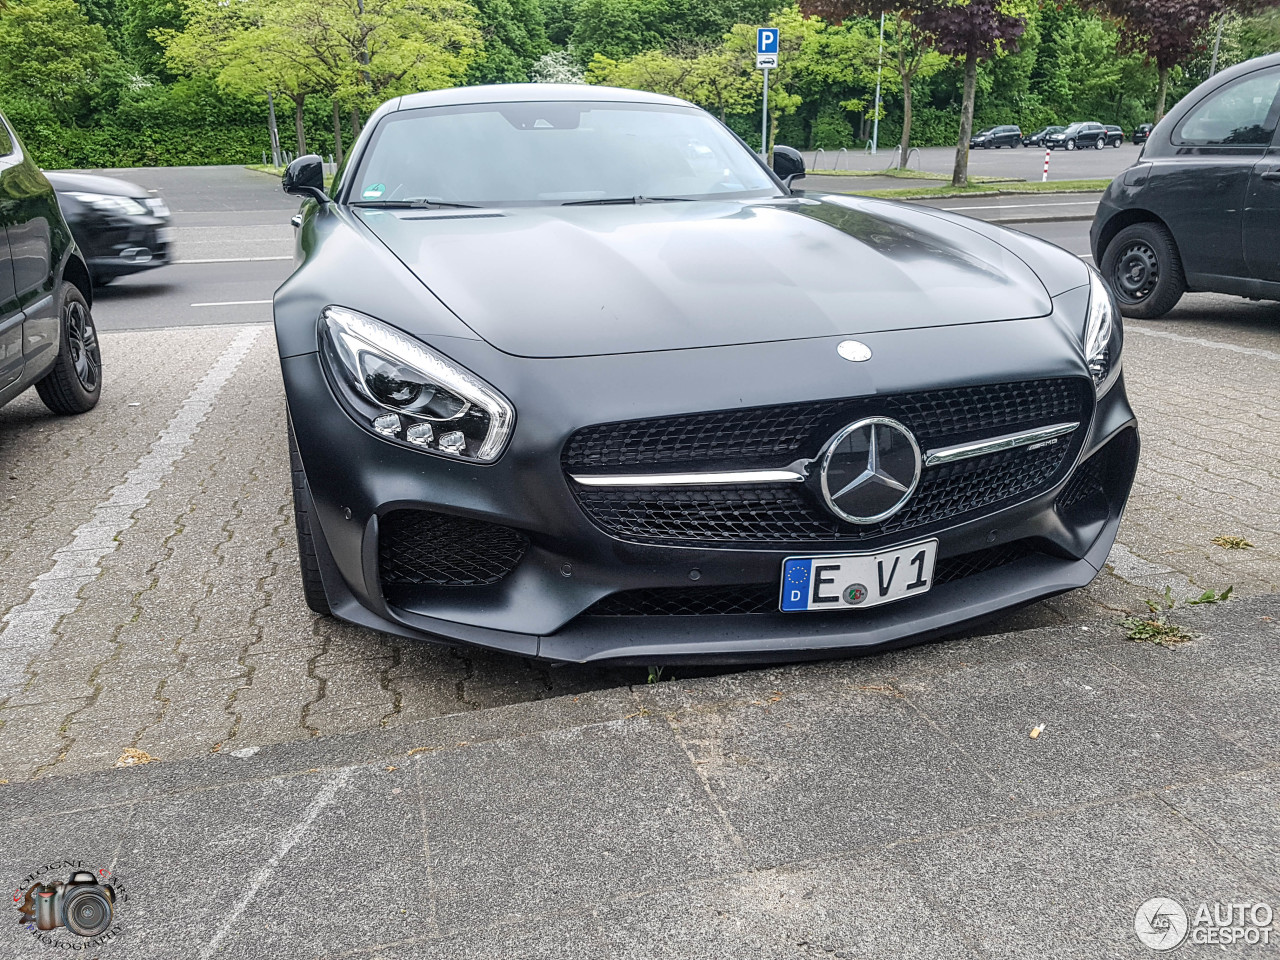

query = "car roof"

[{"left": 395, "top": 83, "right": 692, "bottom": 112}]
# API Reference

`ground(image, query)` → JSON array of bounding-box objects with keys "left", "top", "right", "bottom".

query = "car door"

[
  {"left": 0, "top": 115, "right": 59, "bottom": 371},
  {"left": 1155, "top": 66, "right": 1280, "bottom": 282},
  {"left": 0, "top": 119, "right": 24, "bottom": 390},
  {"left": 1243, "top": 93, "right": 1280, "bottom": 283}
]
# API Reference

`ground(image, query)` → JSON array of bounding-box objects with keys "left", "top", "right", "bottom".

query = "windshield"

[
  {"left": 976, "top": 128, "right": 995, "bottom": 135},
  {"left": 348, "top": 100, "right": 781, "bottom": 207}
]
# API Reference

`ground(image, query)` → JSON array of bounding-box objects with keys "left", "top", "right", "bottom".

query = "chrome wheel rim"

[
  {"left": 67, "top": 300, "right": 101, "bottom": 391},
  {"left": 1114, "top": 241, "right": 1160, "bottom": 302}
]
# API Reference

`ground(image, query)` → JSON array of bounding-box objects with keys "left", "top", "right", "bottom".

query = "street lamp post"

[{"left": 871, "top": 13, "right": 885, "bottom": 156}]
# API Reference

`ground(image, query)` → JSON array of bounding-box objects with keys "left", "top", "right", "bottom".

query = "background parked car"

[
  {"left": 1132, "top": 123, "right": 1153, "bottom": 145},
  {"left": 969, "top": 125, "right": 1023, "bottom": 148},
  {"left": 45, "top": 173, "right": 172, "bottom": 286},
  {"left": 1091, "top": 52, "right": 1280, "bottom": 318},
  {"left": 1023, "top": 125, "right": 1064, "bottom": 146},
  {"left": 1046, "top": 122, "right": 1108, "bottom": 150},
  {"left": 0, "top": 113, "right": 101, "bottom": 415},
  {"left": 1103, "top": 125, "right": 1125, "bottom": 147}
]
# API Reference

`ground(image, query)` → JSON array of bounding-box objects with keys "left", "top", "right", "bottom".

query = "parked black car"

[
  {"left": 1092, "top": 52, "right": 1280, "bottom": 318},
  {"left": 276, "top": 84, "right": 1137, "bottom": 663},
  {"left": 45, "top": 172, "right": 171, "bottom": 286},
  {"left": 1132, "top": 123, "right": 1153, "bottom": 145},
  {"left": 1023, "top": 125, "right": 1064, "bottom": 146},
  {"left": 1103, "top": 125, "right": 1125, "bottom": 147},
  {"left": 0, "top": 113, "right": 101, "bottom": 415},
  {"left": 1046, "top": 122, "right": 1108, "bottom": 150},
  {"left": 969, "top": 125, "right": 1022, "bottom": 148}
]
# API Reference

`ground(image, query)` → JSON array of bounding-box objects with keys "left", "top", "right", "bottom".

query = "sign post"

[{"left": 756, "top": 28, "right": 779, "bottom": 160}]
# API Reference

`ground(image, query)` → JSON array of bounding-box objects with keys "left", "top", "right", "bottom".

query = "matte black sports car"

[
  {"left": 45, "top": 172, "right": 171, "bottom": 285},
  {"left": 276, "top": 85, "right": 1138, "bottom": 663}
]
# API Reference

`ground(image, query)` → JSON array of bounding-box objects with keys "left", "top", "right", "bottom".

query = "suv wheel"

[
  {"left": 1066, "top": 139, "right": 1076, "bottom": 151},
  {"left": 35, "top": 283, "right": 101, "bottom": 415},
  {"left": 287, "top": 418, "right": 332, "bottom": 615},
  {"left": 1102, "top": 222, "right": 1186, "bottom": 319},
  {"left": 1095, "top": 136, "right": 1106, "bottom": 149}
]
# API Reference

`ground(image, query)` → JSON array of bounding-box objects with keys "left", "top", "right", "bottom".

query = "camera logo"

[
  {"left": 1135, "top": 897, "right": 1190, "bottom": 951},
  {"left": 14, "top": 860, "right": 127, "bottom": 948}
]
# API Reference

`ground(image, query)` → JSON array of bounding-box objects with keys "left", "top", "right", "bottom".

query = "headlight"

[
  {"left": 319, "top": 306, "right": 515, "bottom": 462},
  {"left": 144, "top": 196, "right": 170, "bottom": 217},
  {"left": 1084, "top": 266, "right": 1120, "bottom": 394},
  {"left": 67, "top": 192, "right": 149, "bottom": 216}
]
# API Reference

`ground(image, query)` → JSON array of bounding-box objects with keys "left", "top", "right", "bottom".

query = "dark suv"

[
  {"left": 1091, "top": 52, "right": 1280, "bottom": 318},
  {"left": 1046, "top": 122, "right": 1108, "bottom": 150},
  {"left": 0, "top": 113, "right": 101, "bottom": 414},
  {"left": 969, "top": 125, "right": 1023, "bottom": 148}
]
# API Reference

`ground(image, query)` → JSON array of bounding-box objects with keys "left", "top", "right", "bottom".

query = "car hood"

[
  {"left": 355, "top": 196, "right": 1054, "bottom": 359},
  {"left": 44, "top": 171, "right": 150, "bottom": 199}
]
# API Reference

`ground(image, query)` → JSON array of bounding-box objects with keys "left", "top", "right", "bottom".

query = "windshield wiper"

[
  {"left": 350, "top": 199, "right": 484, "bottom": 209},
  {"left": 561, "top": 196, "right": 695, "bottom": 206}
]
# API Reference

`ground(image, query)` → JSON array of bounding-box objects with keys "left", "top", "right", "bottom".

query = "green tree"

[
  {"left": 120, "top": 0, "right": 185, "bottom": 78},
  {"left": 0, "top": 0, "right": 118, "bottom": 123},
  {"left": 465, "top": 0, "right": 549, "bottom": 83}
]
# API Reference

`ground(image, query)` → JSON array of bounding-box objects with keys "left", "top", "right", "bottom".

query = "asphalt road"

[
  {"left": 84, "top": 165, "right": 1105, "bottom": 332},
  {"left": 801, "top": 141, "right": 1142, "bottom": 181}
]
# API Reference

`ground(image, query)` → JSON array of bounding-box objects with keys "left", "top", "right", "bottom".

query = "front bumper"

[
  {"left": 282, "top": 316, "right": 1138, "bottom": 663},
  {"left": 71, "top": 216, "right": 171, "bottom": 280}
]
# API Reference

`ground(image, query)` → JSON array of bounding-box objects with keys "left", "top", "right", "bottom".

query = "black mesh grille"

[
  {"left": 563, "top": 379, "right": 1088, "bottom": 471},
  {"left": 564, "top": 378, "right": 1093, "bottom": 548},
  {"left": 378, "top": 510, "right": 528, "bottom": 587},
  {"left": 1056, "top": 452, "right": 1106, "bottom": 512},
  {"left": 573, "top": 443, "right": 1071, "bottom": 547},
  {"left": 584, "top": 541, "right": 1038, "bottom": 617}
]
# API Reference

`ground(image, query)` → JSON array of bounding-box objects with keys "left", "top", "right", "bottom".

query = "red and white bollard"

[{"left": 1041, "top": 147, "right": 1051, "bottom": 183}]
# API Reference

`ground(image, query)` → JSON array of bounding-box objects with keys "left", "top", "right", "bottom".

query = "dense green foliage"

[{"left": 0, "top": 0, "right": 1276, "bottom": 168}]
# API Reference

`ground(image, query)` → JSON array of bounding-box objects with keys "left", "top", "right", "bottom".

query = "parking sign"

[{"left": 757, "top": 28, "right": 779, "bottom": 55}]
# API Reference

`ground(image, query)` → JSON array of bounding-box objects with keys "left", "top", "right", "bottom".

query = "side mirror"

[
  {"left": 282, "top": 154, "right": 330, "bottom": 204},
  {"left": 772, "top": 145, "right": 806, "bottom": 186}
]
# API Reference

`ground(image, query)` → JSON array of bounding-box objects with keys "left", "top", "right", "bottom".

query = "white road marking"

[
  {"left": 177, "top": 256, "right": 292, "bottom": 264},
  {"left": 1126, "top": 324, "right": 1280, "bottom": 362},
  {"left": 199, "top": 768, "right": 353, "bottom": 960},
  {"left": 0, "top": 327, "right": 261, "bottom": 699},
  {"left": 939, "top": 200, "right": 1099, "bottom": 212},
  {"left": 191, "top": 299, "right": 273, "bottom": 307}
]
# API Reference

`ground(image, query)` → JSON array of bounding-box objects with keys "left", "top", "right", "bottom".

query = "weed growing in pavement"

[
  {"left": 647, "top": 666, "right": 665, "bottom": 684},
  {"left": 1119, "top": 583, "right": 1234, "bottom": 645},
  {"left": 1211, "top": 535, "right": 1254, "bottom": 549},
  {"left": 1187, "top": 586, "right": 1233, "bottom": 605}
]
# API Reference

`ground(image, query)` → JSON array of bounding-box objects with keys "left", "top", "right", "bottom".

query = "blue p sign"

[{"left": 757, "top": 28, "right": 779, "bottom": 54}]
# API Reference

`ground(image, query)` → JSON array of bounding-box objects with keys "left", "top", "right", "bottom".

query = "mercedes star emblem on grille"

[{"left": 819, "top": 417, "right": 922, "bottom": 524}]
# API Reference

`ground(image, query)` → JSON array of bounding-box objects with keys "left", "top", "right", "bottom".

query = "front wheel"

[
  {"left": 1101, "top": 222, "right": 1186, "bottom": 319},
  {"left": 35, "top": 283, "right": 101, "bottom": 415},
  {"left": 1066, "top": 139, "right": 1076, "bottom": 151}
]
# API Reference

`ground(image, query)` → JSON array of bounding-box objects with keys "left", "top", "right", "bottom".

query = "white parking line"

[
  {"left": 939, "top": 200, "right": 1099, "bottom": 212},
  {"left": 0, "top": 327, "right": 262, "bottom": 699},
  {"left": 177, "top": 256, "right": 292, "bottom": 264},
  {"left": 1126, "top": 324, "right": 1280, "bottom": 362},
  {"left": 191, "top": 299, "right": 273, "bottom": 307}
]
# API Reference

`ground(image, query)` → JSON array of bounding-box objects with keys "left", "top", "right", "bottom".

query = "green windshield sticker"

[{"left": 362, "top": 183, "right": 385, "bottom": 199}]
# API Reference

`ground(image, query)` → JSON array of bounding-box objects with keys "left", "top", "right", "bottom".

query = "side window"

[
  {"left": 1176, "top": 68, "right": 1280, "bottom": 146},
  {"left": 0, "top": 117, "right": 13, "bottom": 157}
]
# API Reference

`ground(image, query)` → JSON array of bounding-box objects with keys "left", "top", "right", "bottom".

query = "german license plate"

[{"left": 780, "top": 540, "right": 937, "bottom": 612}]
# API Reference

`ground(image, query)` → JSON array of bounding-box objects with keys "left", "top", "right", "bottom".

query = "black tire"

[
  {"left": 35, "top": 283, "right": 101, "bottom": 415},
  {"left": 1095, "top": 136, "right": 1106, "bottom": 150},
  {"left": 288, "top": 418, "right": 332, "bottom": 615},
  {"left": 1066, "top": 139, "right": 1076, "bottom": 151},
  {"left": 1101, "top": 222, "right": 1186, "bottom": 319}
]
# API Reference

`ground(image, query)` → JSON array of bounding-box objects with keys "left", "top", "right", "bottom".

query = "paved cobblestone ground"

[{"left": 1, "top": 292, "right": 1276, "bottom": 784}]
